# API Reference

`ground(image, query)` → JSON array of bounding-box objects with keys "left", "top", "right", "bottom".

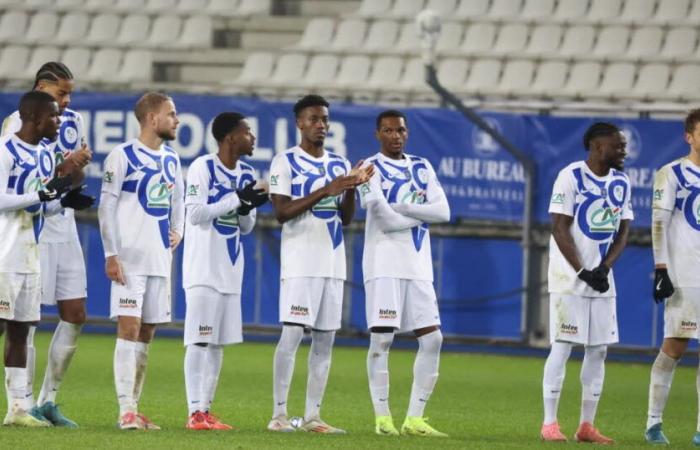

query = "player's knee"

[
  {"left": 585, "top": 345, "right": 607, "bottom": 361},
  {"left": 420, "top": 329, "right": 443, "bottom": 353},
  {"left": 62, "top": 310, "right": 86, "bottom": 325},
  {"left": 662, "top": 338, "right": 688, "bottom": 359}
]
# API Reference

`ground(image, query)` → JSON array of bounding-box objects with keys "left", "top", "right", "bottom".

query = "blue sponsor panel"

[{"left": 614, "top": 245, "right": 656, "bottom": 347}]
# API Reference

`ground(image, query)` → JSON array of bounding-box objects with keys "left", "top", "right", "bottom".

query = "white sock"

[
  {"left": 272, "top": 325, "right": 303, "bottom": 418},
  {"left": 580, "top": 345, "right": 607, "bottom": 425},
  {"left": 543, "top": 342, "right": 573, "bottom": 425},
  {"left": 133, "top": 341, "right": 149, "bottom": 406},
  {"left": 37, "top": 321, "right": 81, "bottom": 406},
  {"left": 407, "top": 330, "right": 442, "bottom": 418},
  {"left": 367, "top": 332, "right": 394, "bottom": 417},
  {"left": 304, "top": 330, "right": 335, "bottom": 421},
  {"left": 184, "top": 344, "right": 207, "bottom": 415},
  {"left": 25, "top": 326, "right": 36, "bottom": 408},
  {"left": 203, "top": 345, "right": 223, "bottom": 412},
  {"left": 647, "top": 351, "right": 678, "bottom": 430},
  {"left": 114, "top": 338, "right": 137, "bottom": 415},
  {"left": 5, "top": 367, "right": 28, "bottom": 414}
]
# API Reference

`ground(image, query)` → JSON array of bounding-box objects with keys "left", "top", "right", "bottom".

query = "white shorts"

[
  {"left": 279, "top": 277, "right": 344, "bottom": 331},
  {"left": 110, "top": 275, "right": 171, "bottom": 324},
  {"left": 663, "top": 287, "right": 700, "bottom": 339},
  {"left": 365, "top": 278, "right": 441, "bottom": 332},
  {"left": 184, "top": 286, "right": 242, "bottom": 346},
  {"left": 549, "top": 294, "right": 619, "bottom": 346},
  {"left": 0, "top": 272, "right": 41, "bottom": 322},
  {"left": 39, "top": 240, "right": 87, "bottom": 305}
]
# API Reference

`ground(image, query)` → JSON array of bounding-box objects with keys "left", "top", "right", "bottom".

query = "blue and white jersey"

[
  {"left": 360, "top": 152, "right": 440, "bottom": 282},
  {"left": 183, "top": 154, "right": 257, "bottom": 294},
  {"left": 653, "top": 157, "right": 700, "bottom": 287},
  {"left": 101, "top": 138, "right": 184, "bottom": 277},
  {"left": 268, "top": 146, "right": 351, "bottom": 280},
  {"left": 548, "top": 161, "right": 634, "bottom": 297},
  {"left": 2, "top": 108, "right": 85, "bottom": 244},
  {"left": 0, "top": 134, "right": 55, "bottom": 273}
]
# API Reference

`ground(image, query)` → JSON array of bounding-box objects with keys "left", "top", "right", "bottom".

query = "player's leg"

[
  {"left": 365, "top": 278, "right": 399, "bottom": 435},
  {"left": 299, "top": 278, "right": 345, "bottom": 434},
  {"left": 542, "top": 341, "right": 573, "bottom": 439},
  {"left": 25, "top": 324, "right": 36, "bottom": 410},
  {"left": 183, "top": 287, "right": 211, "bottom": 430},
  {"left": 401, "top": 280, "right": 447, "bottom": 438}
]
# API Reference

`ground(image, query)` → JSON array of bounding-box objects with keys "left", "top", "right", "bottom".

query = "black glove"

[
  {"left": 653, "top": 268, "right": 674, "bottom": 303},
  {"left": 236, "top": 182, "right": 268, "bottom": 216},
  {"left": 60, "top": 186, "right": 95, "bottom": 211},
  {"left": 578, "top": 268, "right": 609, "bottom": 293},
  {"left": 38, "top": 175, "right": 72, "bottom": 202}
]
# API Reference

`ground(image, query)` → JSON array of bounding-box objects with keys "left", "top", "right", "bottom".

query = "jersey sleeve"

[
  {"left": 548, "top": 170, "right": 576, "bottom": 217},
  {"left": 268, "top": 153, "right": 291, "bottom": 197},
  {"left": 424, "top": 159, "right": 447, "bottom": 203},
  {"left": 358, "top": 160, "right": 382, "bottom": 208},
  {"left": 0, "top": 113, "right": 20, "bottom": 137},
  {"left": 185, "top": 158, "right": 208, "bottom": 206},
  {"left": 74, "top": 112, "right": 87, "bottom": 148},
  {"left": 621, "top": 177, "right": 634, "bottom": 221},
  {"left": 170, "top": 156, "right": 185, "bottom": 236},
  {"left": 652, "top": 165, "right": 676, "bottom": 212},
  {"left": 100, "top": 148, "right": 126, "bottom": 198}
]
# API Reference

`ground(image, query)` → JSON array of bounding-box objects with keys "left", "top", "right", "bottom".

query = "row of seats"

[
  {"left": 225, "top": 52, "right": 700, "bottom": 103},
  {"left": 292, "top": 18, "right": 700, "bottom": 62},
  {"left": 351, "top": 0, "right": 700, "bottom": 26},
  {"left": 0, "top": 0, "right": 271, "bottom": 17},
  {"left": 0, "top": 45, "right": 152, "bottom": 83},
  {"left": 0, "top": 11, "right": 212, "bottom": 49}
]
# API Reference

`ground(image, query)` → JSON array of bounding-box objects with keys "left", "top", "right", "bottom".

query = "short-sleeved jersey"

[
  {"left": 653, "top": 158, "right": 700, "bottom": 287},
  {"left": 0, "top": 134, "right": 55, "bottom": 273},
  {"left": 2, "top": 108, "right": 86, "bottom": 244},
  {"left": 183, "top": 154, "right": 257, "bottom": 294},
  {"left": 100, "top": 138, "right": 184, "bottom": 277},
  {"left": 359, "top": 152, "right": 442, "bottom": 282},
  {"left": 268, "top": 146, "right": 351, "bottom": 280},
  {"left": 548, "top": 161, "right": 634, "bottom": 297}
]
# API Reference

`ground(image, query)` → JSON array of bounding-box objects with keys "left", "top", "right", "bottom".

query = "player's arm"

[
  {"left": 168, "top": 158, "right": 185, "bottom": 250},
  {"left": 551, "top": 212, "right": 583, "bottom": 272},
  {"left": 186, "top": 159, "right": 241, "bottom": 225},
  {"left": 56, "top": 114, "right": 92, "bottom": 185},
  {"left": 98, "top": 150, "right": 126, "bottom": 285},
  {"left": 651, "top": 167, "right": 675, "bottom": 300},
  {"left": 338, "top": 161, "right": 356, "bottom": 226},
  {"left": 601, "top": 219, "right": 630, "bottom": 269},
  {"left": 239, "top": 208, "right": 256, "bottom": 235},
  {"left": 391, "top": 164, "right": 450, "bottom": 223}
]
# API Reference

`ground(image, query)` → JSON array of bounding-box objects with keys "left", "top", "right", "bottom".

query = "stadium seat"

[
  {"left": 322, "top": 54, "right": 371, "bottom": 93},
  {"left": 146, "top": 0, "right": 177, "bottom": 13},
  {"left": 586, "top": 0, "right": 622, "bottom": 23},
  {"left": 424, "top": 0, "right": 458, "bottom": 17},
  {"left": 464, "top": 59, "right": 502, "bottom": 96},
  {"left": 330, "top": 19, "right": 367, "bottom": 52},
  {"left": 590, "top": 62, "right": 635, "bottom": 98},
  {"left": 488, "top": 0, "right": 523, "bottom": 20},
  {"left": 625, "top": 27, "right": 663, "bottom": 61},
  {"left": 560, "top": 61, "right": 602, "bottom": 97},
  {"left": 23, "top": 0, "right": 52, "bottom": 9},
  {"left": 54, "top": 12, "right": 90, "bottom": 45},
  {"left": 660, "top": 28, "right": 697, "bottom": 61},
  {"left": 493, "top": 59, "right": 535, "bottom": 96},
  {"left": 114, "top": 49, "right": 153, "bottom": 83},
  {"left": 144, "top": 15, "right": 182, "bottom": 49},
  {"left": 176, "top": 0, "right": 209, "bottom": 14},
  {"left": 61, "top": 47, "right": 92, "bottom": 80},
  {"left": 292, "top": 53, "right": 339, "bottom": 88},
  {"left": 0, "top": 11, "right": 29, "bottom": 44},
  {"left": 393, "top": 22, "right": 422, "bottom": 55},
  {"left": 436, "top": 57, "right": 468, "bottom": 90},
  {"left": 617, "top": 0, "right": 656, "bottom": 24},
  {"left": 491, "top": 23, "right": 529, "bottom": 56},
  {"left": 85, "top": 13, "right": 121, "bottom": 45},
  {"left": 453, "top": 0, "right": 490, "bottom": 19},
  {"left": 22, "top": 46, "right": 60, "bottom": 79},
  {"left": 664, "top": 65, "right": 700, "bottom": 101},
  {"left": 349, "top": 0, "right": 393, "bottom": 18},
  {"left": 591, "top": 26, "right": 630, "bottom": 58},
  {"left": 84, "top": 0, "right": 113, "bottom": 12},
  {"left": 653, "top": 0, "right": 690, "bottom": 25},
  {"left": 290, "top": 17, "right": 335, "bottom": 51},
  {"left": 85, "top": 48, "right": 123, "bottom": 83},
  {"left": 114, "top": 0, "right": 142, "bottom": 13},
  {"left": 382, "top": 0, "right": 425, "bottom": 20},
  {"left": 525, "top": 24, "right": 562, "bottom": 57},
  {"left": 552, "top": 0, "right": 589, "bottom": 22},
  {"left": 234, "top": 0, "right": 272, "bottom": 16},
  {"left": 256, "top": 53, "right": 307, "bottom": 91},
  {"left": 115, "top": 14, "right": 151, "bottom": 47},
  {"left": 360, "top": 20, "right": 400, "bottom": 54},
  {"left": 435, "top": 22, "right": 464, "bottom": 54},
  {"left": 53, "top": 0, "right": 85, "bottom": 11},
  {"left": 22, "top": 11, "right": 59, "bottom": 45},
  {"left": 0, "top": 45, "right": 31, "bottom": 79},
  {"left": 622, "top": 63, "right": 670, "bottom": 100},
  {"left": 206, "top": 0, "right": 241, "bottom": 17},
  {"left": 222, "top": 51, "right": 274, "bottom": 91},
  {"left": 456, "top": 22, "right": 496, "bottom": 56},
  {"left": 513, "top": 60, "right": 568, "bottom": 97},
  {"left": 353, "top": 55, "right": 404, "bottom": 101},
  {"left": 174, "top": 16, "right": 212, "bottom": 49},
  {"left": 519, "top": 0, "right": 556, "bottom": 22},
  {"left": 553, "top": 25, "right": 595, "bottom": 58}
]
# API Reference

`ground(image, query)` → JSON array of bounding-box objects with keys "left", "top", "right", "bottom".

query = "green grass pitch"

[{"left": 0, "top": 332, "right": 698, "bottom": 449}]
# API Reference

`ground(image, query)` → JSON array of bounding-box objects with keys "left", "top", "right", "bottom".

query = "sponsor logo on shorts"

[
  {"left": 0, "top": 299, "right": 10, "bottom": 312},
  {"left": 681, "top": 320, "right": 697, "bottom": 331},
  {"left": 378, "top": 308, "right": 397, "bottom": 319},
  {"left": 119, "top": 298, "right": 137, "bottom": 308},
  {"left": 198, "top": 324, "right": 213, "bottom": 336},
  {"left": 560, "top": 323, "right": 578, "bottom": 335},
  {"left": 290, "top": 305, "right": 309, "bottom": 316}
]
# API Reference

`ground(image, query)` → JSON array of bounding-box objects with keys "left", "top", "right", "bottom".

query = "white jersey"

[
  {"left": 101, "top": 138, "right": 184, "bottom": 277},
  {"left": 653, "top": 158, "right": 700, "bottom": 287},
  {"left": 360, "top": 152, "right": 441, "bottom": 281},
  {"left": 183, "top": 154, "right": 257, "bottom": 294},
  {"left": 548, "top": 161, "right": 634, "bottom": 297},
  {"left": 268, "top": 146, "right": 351, "bottom": 280},
  {"left": 2, "top": 109, "right": 85, "bottom": 244},
  {"left": 0, "top": 134, "right": 55, "bottom": 273}
]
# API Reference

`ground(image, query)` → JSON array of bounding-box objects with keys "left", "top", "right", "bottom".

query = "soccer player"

[
  {"left": 267, "top": 94, "right": 371, "bottom": 434},
  {"left": 541, "top": 122, "right": 632, "bottom": 443},
  {"left": 358, "top": 110, "right": 450, "bottom": 437},
  {"left": 182, "top": 112, "right": 268, "bottom": 430},
  {"left": 1, "top": 91, "right": 88, "bottom": 426},
  {"left": 98, "top": 92, "right": 184, "bottom": 430},
  {"left": 645, "top": 109, "right": 700, "bottom": 446},
  {"left": 1, "top": 62, "right": 93, "bottom": 428}
]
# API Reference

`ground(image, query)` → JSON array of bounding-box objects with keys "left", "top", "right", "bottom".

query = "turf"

[{"left": 0, "top": 332, "right": 698, "bottom": 449}]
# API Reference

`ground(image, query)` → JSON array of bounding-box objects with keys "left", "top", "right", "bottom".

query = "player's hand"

[
  {"left": 323, "top": 175, "right": 358, "bottom": 196},
  {"left": 653, "top": 268, "right": 674, "bottom": 303},
  {"left": 60, "top": 185, "right": 95, "bottom": 210},
  {"left": 70, "top": 144, "right": 92, "bottom": 167},
  {"left": 38, "top": 175, "right": 72, "bottom": 201},
  {"left": 578, "top": 268, "right": 609, "bottom": 293},
  {"left": 106, "top": 255, "right": 126, "bottom": 285},
  {"left": 236, "top": 181, "right": 268, "bottom": 215},
  {"left": 169, "top": 230, "right": 182, "bottom": 250},
  {"left": 349, "top": 160, "right": 374, "bottom": 184}
]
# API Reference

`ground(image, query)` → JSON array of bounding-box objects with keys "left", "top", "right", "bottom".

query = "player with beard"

[{"left": 98, "top": 92, "right": 184, "bottom": 430}]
